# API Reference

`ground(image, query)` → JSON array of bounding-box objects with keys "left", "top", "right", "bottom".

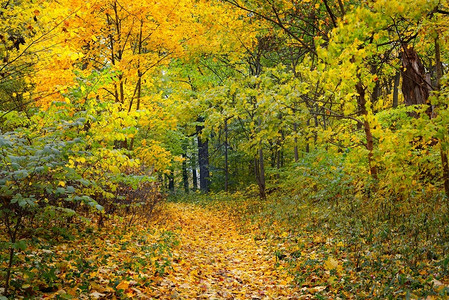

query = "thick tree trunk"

[{"left": 401, "top": 45, "right": 431, "bottom": 107}]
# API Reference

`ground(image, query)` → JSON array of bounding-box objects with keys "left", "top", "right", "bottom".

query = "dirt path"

[{"left": 151, "top": 202, "right": 301, "bottom": 299}]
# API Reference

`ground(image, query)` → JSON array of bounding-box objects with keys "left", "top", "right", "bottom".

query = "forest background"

[{"left": 2, "top": 0, "right": 449, "bottom": 298}]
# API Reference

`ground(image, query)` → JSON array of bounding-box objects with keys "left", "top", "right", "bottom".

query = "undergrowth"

[
  {"left": 170, "top": 187, "right": 449, "bottom": 298},
  {"left": 0, "top": 205, "right": 179, "bottom": 299}
]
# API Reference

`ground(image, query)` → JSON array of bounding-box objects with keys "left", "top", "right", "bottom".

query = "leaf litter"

[{"left": 7, "top": 202, "right": 303, "bottom": 299}]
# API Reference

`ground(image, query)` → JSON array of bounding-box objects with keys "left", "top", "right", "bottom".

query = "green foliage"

[
  {"left": 285, "top": 149, "right": 361, "bottom": 203},
  {"left": 0, "top": 81, "right": 166, "bottom": 296},
  {"left": 206, "top": 189, "right": 449, "bottom": 298}
]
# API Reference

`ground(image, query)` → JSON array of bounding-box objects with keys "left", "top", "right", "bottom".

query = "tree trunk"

[
  {"left": 371, "top": 64, "right": 381, "bottom": 105},
  {"left": 224, "top": 118, "right": 229, "bottom": 192},
  {"left": 294, "top": 123, "right": 299, "bottom": 162},
  {"left": 393, "top": 71, "right": 400, "bottom": 108},
  {"left": 196, "top": 118, "right": 210, "bottom": 193},
  {"left": 190, "top": 137, "right": 198, "bottom": 191},
  {"left": 182, "top": 153, "right": 189, "bottom": 193},
  {"left": 440, "top": 148, "right": 449, "bottom": 199},
  {"left": 305, "top": 119, "right": 311, "bottom": 153},
  {"left": 401, "top": 44, "right": 431, "bottom": 107},
  {"left": 434, "top": 36, "right": 449, "bottom": 199},
  {"left": 313, "top": 104, "right": 319, "bottom": 148},
  {"left": 258, "top": 147, "right": 266, "bottom": 199},
  {"left": 254, "top": 155, "right": 266, "bottom": 199},
  {"left": 255, "top": 118, "right": 266, "bottom": 199},
  {"left": 356, "top": 81, "right": 378, "bottom": 180},
  {"left": 168, "top": 170, "right": 175, "bottom": 192},
  {"left": 192, "top": 168, "right": 198, "bottom": 192}
]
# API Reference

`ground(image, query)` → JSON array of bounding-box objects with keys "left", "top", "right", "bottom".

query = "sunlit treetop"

[{"left": 27, "top": 0, "right": 257, "bottom": 109}]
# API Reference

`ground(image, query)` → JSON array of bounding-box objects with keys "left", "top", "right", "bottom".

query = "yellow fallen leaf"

[
  {"left": 126, "top": 290, "right": 135, "bottom": 297},
  {"left": 116, "top": 280, "right": 129, "bottom": 290},
  {"left": 324, "top": 256, "right": 339, "bottom": 270},
  {"left": 309, "top": 286, "right": 326, "bottom": 293}
]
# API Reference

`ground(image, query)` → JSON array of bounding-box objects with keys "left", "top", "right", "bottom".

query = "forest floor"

[
  {"left": 4, "top": 196, "right": 449, "bottom": 299},
  {"left": 149, "top": 202, "right": 301, "bottom": 299},
  {"left": 4, "top": 201, "right": 304, "bottom": 299}
]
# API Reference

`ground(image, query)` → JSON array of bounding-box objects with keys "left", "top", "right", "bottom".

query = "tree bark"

[
  {"left": 196, "top": 117, "right": 210, "bottom": 193},
  {"left": 254, "top": 155, "right": 266, "bottom": 199},
  {"left": 255, "top": 118, "right": 266, "bottom": 199},
  {"left": 182, "top": 151, "right": 189, "bottom": 194},
  {"left": 192, "top": 168, "right": 198, "bottom": 192},
  {"left": 313, "top": 104, "right": 319, "bottom": 148},
  {"left": 294, "top": 123, "right": 299, "bottom": 162},
  {"left": 356, "top": 81, "right": 378, "bottom": 180},
  {"left": 224, "top": 118, "right": 229, "bottom": 192},
  {"left": 434, "top": 36, "right": 449, "bottom": 199},
  {"left": 401, "top": 44, "right": 431, "bottom": 107},
  {"left": 393, "top": 71, "right": 400, "bottom": 108},
  {"left": 168, "top": 170, "right": 175, "bottom": 192}
]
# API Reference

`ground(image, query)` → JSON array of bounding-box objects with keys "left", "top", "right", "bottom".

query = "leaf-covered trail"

[{"left": 154, "top": 202, "right": 300, "bottom": 299}]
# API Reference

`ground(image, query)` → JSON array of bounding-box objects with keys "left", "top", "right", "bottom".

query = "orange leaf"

[{"left": 116, "top": 280, "right": 129, "bottom": 290}]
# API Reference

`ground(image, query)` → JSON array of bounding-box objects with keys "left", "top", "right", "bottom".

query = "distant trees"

[{"left": 162, "top": 0, "right": 449, "bottom": 202}]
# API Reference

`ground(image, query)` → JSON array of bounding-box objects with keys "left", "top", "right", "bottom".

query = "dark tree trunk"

[
  {"left": 196, "top": 118, "right": 210, "bottom": 193},
  {"left": 371, "top": 65, "right": 381, "bottom": 105},
  {"left": 168, "top": 170, "right": 175, "bottom": 192},
  {"left": 255, "top": 118, "right": 266, "bottom": 199},
  {"left": 305, "top": 119, "right": 311, "bottom": 153},
  {"left": 393, "top": 71, "right": 400, "bottom": 108},
  {"left": 254, "top": 156, "right": 266, "bottom": 199},
  {"left": 182, "top": 153, "right": 189, "bottom": 193},
  {"left": 401, "top": 45, "right": 431, "bottom": 107},
  {"left": 192, "top": 168, "right": 198, "bottom": 192},
  {"left": 313, "top": 104, "right": 319, "bottom": 148},
  {"left": 224, "top": 118, "right": 229, "bottom": 192},
  {"left": 190, "top": 137, "right": 198, "bottom": 191}
]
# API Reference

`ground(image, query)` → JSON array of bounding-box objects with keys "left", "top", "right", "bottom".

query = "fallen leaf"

[
  {"left": 116, "top": 280, "right": 129, "bottom": 290},
  {"left": 90, "top": 291, "right": 106, "bottom": 299}
]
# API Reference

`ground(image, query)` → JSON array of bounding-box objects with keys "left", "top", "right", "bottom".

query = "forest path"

[{"left": 151, "top": 202, "right": 302, "bottom": 299}]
